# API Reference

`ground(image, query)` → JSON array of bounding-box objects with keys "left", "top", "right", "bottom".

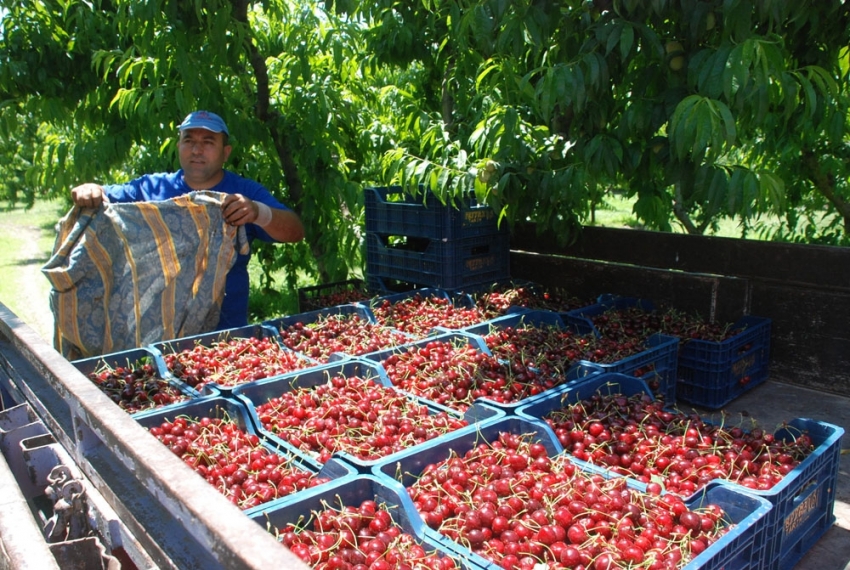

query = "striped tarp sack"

[{"left": 42, "top": 191, "right": 249, "bottom": 360}]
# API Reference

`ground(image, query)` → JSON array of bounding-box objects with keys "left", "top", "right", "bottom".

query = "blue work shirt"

[{"left": 104, "top": 170, "right": 288, "bottom": 330}]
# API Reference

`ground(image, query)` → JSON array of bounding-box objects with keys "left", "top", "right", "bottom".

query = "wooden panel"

[
  {"left": 750, "top": 282, "right": 850, "bottom": 393},
  {"left": 510, "top": 252, "right": 750, "bottom": 322},
  {"left": 509, "top": 225, "right": 850, "bottom": 397},
  {"left": 512, "top": 224, "right": 850, "bottom": 290}
]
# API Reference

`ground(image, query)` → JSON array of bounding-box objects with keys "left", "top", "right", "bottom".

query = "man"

[{"left": 70, "top": 110, "right": 304, "bottom": 329}]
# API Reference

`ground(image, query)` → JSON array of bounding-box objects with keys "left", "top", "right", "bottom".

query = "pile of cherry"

[
  {"left": 299, "top": 284, "right": 372, "bottom": 312},
  {"left": 543, "top": 390, "right": 814, "bottom": 496},
  {"left": 406, "top": 431, "right": 729, "bottom": 569},
  {"left": 272, "top": 498, "right": 460, "bottom": 570},
  {"left": 163, "top": 336, "right": 312, "bottom": 392},
  {"left": 370, "top": 293, "right": 486, "bottom": 338},
  {"left": 253, "top": 373, "right": 468, "bottom": 464},
  {"left": 472, "top": 283, "right": 594, "bottom": 319},
  {"left": 86, "top": 358, "right": 189, "bottom": 413},
  {"left": 377, "top": 323, "right": 660, "bottom": 412},
  {"left": 278, "top": 314, "right": 410, "bottom": 362},
  {"left": 148, "top": 414, "right": 328, "bottom": 510},
  {"left": 588, "top": 305, "right": 744, "bottom": 344}
]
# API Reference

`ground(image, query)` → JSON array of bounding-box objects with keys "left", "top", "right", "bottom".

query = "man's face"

[{"left": 178, "top": 128, "right": 232, "bottom": 188}]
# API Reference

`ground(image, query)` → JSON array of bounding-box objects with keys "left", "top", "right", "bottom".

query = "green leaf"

[
  {"left": 758, "top": 169, "right": 785, "bottom": 212},
  {"left": 605, "top": 21, "right": 623, "bottom": 57},
  {"left": 619, "top": 24, "right": 634, "bottom": 62}
]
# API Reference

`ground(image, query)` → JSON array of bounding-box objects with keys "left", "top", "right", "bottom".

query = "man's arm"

[{"left": 221, "top": 193, "right": 305, "bottom": 243}]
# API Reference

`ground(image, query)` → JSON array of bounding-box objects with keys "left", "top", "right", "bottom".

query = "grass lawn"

[
  {"left": 0, "top": 200, "right": 69, "bottom": 340},
  {"left": 589, "top": 193, "right": 750, "bottom": 238}
]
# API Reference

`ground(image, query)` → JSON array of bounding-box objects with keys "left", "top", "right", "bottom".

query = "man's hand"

[
  {"left": 71, "top": 184, "right": 106, "bottom": 209},
  {"left": 221, "top": 193, "right": 258, "bottom": 227}
]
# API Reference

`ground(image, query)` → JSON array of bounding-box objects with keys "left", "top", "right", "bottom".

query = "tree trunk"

[
  {"left": 801, "top": 149, "right": 850, "bottom": 235},
  {"left": 231, "top": 0, "right": 329, "bottom": 280},
  {"left": 673, "top": 182, "right": 702, "bottom": 235}
]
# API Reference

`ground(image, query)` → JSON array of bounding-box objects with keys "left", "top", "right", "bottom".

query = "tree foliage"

[
  {"left": 1, "top": 1, "right": 850, "bottom": 317},
  {"left": 356, "top": 0, "right": 850, "bottom": 243}
]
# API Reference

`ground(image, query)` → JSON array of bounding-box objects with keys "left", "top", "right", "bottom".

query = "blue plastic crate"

[
  {"left": 372, "top": 416, "right": 563, "bottom": 491},
  {"left": 249, "top": 474, "right": 488, "bottom": 570},
  {"left": 522, "top": 304, "right": 678, "bottom": 403},
  {"left": 458, "top": 308, "right": 572, "bottom": 336},
  {"left": 231, "top": 359, "right": 496, "bottom": 474},
  {"left": 676, "top": 315, "right": 772, "bottom": 409},
  {"left": 151, "top": 324, "right": 316, "bottom": 394},
  {"left": 563, "top": 295, "right": 657, "bottom": 336},
  {"left": 266, "top": 303, "right": 378, "bottom": 329},
  {"left": 730, "top": 418, "right": 844, "bottom": 570},
  {"left": 579, "top": 332, "right": 680, "bottom": 404},
  {"left": 365, "top": 327, "right": 598, "bottom": 413},
  {"left": 368, "top": 287, "right": 486, "bottom": 338},
  {"left": 266, "top": 304, "right": 414, "bottom": 362},
  {"left": 133, "top": 393, "right": 355, "bottom": 508},
  {"left": 368, "top": 285, "right": 479, "bottom": 312},
  {"left": 72, "top": 346, "right": 203, "bottom": 416},
  {"left": 366, "top": 231, "right": 511, "bottom": 291},
  {"left": 515, "top": 372, "right": 656, "bottom": 427},
  {"left": 456, "top": 279, "right": 597, "bottom": 320},
  {"left": 682, "top": 482, "right": 773, "bottom": 570},
  {"left": 372, "top": 413, "right": 578, "bottom": 567},
  {"left": 372, "top": 416, "right": 771, "bottom": 570},
  {"left": 361, "top": 330, "right": 492, "bottom": 409},
  {"left": 518, "top": 376, "right": 842, "bottom": 570},
  {"left": 462, "top": 310, "right": 671, "bottom": 405},
  {"left": 364, "top": 185, "right": 507, "bottom": 241},
  {"left": 367, "top": 287, "right": 452, "bottom": 308},
  {"left": 513, "top": 372, "right": 670, "bottom": 477},
  {"left": 296, "top": 279, "right": 374, "bottom": 312}
]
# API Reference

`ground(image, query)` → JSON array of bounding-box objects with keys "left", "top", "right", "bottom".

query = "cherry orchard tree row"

[{"left": 1, "top": 1, "right": 850, "bottom": 308}]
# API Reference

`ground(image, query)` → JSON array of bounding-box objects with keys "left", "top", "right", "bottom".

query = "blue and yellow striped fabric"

[{"left": 42, "top": 191, "right": 249, "bottom": 359}]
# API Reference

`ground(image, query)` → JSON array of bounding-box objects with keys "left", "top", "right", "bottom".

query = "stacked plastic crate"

[{"left": 364, "top": 185, "right": 511, "bottom": 291}]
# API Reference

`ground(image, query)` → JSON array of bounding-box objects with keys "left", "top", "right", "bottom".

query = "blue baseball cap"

[{"left": 178, "top": 111, "right": 229, "bottom": 135}]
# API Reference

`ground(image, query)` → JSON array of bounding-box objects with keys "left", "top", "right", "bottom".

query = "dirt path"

[{"left": 0, "top": 219, "right": 56, "bottom": 342}]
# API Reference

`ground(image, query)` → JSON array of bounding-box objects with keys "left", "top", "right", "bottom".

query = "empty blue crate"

[
  {"left": 364, "top": 185, "right": 507, "bottom": 241},
  {"left": 676, "top": 315, "right": 772, "bottom": 409},
  {"left": 366, "top": 231, "right": 511, "bottom": 291}
]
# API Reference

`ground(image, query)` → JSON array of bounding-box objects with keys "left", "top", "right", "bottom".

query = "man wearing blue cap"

[{"left": 69, "top": 110, "right": 304, "bottom": 330}]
